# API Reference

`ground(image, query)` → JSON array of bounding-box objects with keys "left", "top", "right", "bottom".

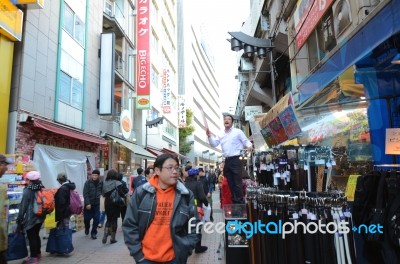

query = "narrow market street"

[{"left": 9, "top": 191, "right": 225, "bottom": 264}]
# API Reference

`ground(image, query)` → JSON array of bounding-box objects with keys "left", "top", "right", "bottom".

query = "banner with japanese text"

[
  {"left": 136, "top": 0, "right": 150, "bottom": 109},
  {"left": 162, "top": 69, "right": 171, "bottom": 113},
  {"left": 178, "top": 95, "right": 186, "bottom": 128}
]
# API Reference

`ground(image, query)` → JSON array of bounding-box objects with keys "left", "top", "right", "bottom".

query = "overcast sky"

[{"left": 189, "top": 0, "right": 250, "bottom": 113}]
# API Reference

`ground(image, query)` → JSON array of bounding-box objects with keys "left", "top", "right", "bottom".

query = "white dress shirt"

[{"left": 208, "top": 127, "right": 252, "bottom": 157}]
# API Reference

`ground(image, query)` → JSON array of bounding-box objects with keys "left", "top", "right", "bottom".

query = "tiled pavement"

[{"left": 9, "top": 190, "right": 226, "bottom": 264}]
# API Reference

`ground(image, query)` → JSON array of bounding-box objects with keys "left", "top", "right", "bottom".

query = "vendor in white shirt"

[{"left": 206, "top": 113, "right": 253, "bottom": 204}]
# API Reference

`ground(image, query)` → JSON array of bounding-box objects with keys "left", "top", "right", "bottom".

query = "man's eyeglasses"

[{"left": 162, "top": 166, "right": 180, "bottom": 172}]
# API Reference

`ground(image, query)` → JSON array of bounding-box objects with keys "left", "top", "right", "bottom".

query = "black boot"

[
  {"left": 110, "top": 231, "right": 117, "bottom": 244},
  {"left": 102, "top": 227, "right": 109, "bottom": 244}
]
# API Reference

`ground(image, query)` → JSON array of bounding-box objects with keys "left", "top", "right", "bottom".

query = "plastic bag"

[{"left": 202, "top": 204, "right": 211, "bottom": 222}]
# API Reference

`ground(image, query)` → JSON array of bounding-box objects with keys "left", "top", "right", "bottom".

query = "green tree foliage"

[{"left": 179, "top": 109, "right": 195, "bottom": 155}]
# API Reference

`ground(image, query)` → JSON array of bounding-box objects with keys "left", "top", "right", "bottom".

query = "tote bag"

[{"left": 6, "top": 232, "right": 28, "bottom": 260}]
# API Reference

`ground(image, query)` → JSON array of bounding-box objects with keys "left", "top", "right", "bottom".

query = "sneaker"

[
  {"left": 23, "top": 257, "right": 39, "bottom": 264},
  {"left": 98, "top": 224, "right": 103, "bottom": 228},
  {"left": 84, "top": 228, "right": 89, "bottom": 235},
  {"left": 195, "top": 246, "right": 208, "bottom": 253},
  {"left": 91, "top": 234, "right": 97, "bottom": 240}
]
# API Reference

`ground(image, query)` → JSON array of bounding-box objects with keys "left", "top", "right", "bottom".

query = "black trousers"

[
  {"left": 0, "top": 250, "right": 6, "bottom": 264},
  {"left": 26, "top": 223, "right": 42, "bottom": 258},
  {"left": 84, "top": 204, "right": 100, "bottom": 235},
  {"left": 224, "top": 157, "right": 244, "bottom": 204}
]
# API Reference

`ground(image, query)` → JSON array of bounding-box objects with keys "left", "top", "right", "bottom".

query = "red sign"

[
  {"left": 295, "top": 0, "right": 334, "bottom": 49},
  {"left": 136, "top": 0, "right": 151, "bottom": 109}
]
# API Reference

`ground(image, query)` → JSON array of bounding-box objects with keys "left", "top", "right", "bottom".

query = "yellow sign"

[
  {"left": 345, "top": 175, "right": 360, "bottom": 202},
  {"left": 15, "top": 0, "right": 44, "bottom": 9},
  {"left": 0, "top": 0, "right": 23, "bottom": 41}
]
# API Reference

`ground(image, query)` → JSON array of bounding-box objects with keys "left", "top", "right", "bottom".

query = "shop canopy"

[
  {"left": 107, "top": 135, "right": 156, "bottom": 159},
  {"left": 34, "top": 120, "right": 107, "bottom": 145}
]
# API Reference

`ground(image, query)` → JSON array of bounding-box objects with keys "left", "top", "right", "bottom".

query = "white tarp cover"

[{"left": 33, "top": 144, "right": 95, "bottom": 194}]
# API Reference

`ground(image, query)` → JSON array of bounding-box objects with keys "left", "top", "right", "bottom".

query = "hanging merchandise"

[
  {"left": 245, "top": 186, "right": 357, "bottom": 264},
  {"left": 353, "top": 167, "right": 400, "bottom": 263}
]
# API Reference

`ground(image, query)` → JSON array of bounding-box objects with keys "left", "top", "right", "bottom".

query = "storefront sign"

[
  {"left": 278, "top": 105, "right": 302, "bottom": 139},
  {"left": 385, "top": 128, "right": 400, "bottom": 155},
  {"left": 162, "top": 69, "right": 171, "bottom": 113},
  {"left": 136, "top": 0, "right": 150, "bottom": 109},
  {"left": 15, "top": 0, "right": 44, "bottom": 9},
  {"left": 0, "top": 0, "right": 23, "bottom": 41},
  {"left": 268, "top": 116, "right": 288, "bottom": 144},
  {"left": 120, "top": 109, "right": 132, "bottom": 140},
  {"left": 244, "top": 105, "right": 263, "bottom": 121},
  {"left": 178, "top": 95, "right": 186, "bottom": 128},
  {"left": 295, "top": 0, "right": 334, "bottom": 49},
  {"left": 260, "top": 125, "right": 277, "bottom": 147}
]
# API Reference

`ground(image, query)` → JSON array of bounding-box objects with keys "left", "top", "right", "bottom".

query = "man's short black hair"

[
  {"left": 185, "top": 165, "right": 192, "bottom": 171},
  {"left": 144, "top": 168, "right": 152, "bottom": 176},
  {"left": 198, "top": 168, "right": 204, "bottom": 173},
  {"left": 137, "top": 167, "right": 144, "bottom": 175}
]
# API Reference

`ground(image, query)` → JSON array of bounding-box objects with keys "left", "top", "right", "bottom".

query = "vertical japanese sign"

[
  {"left": 136, "top": 0, "right": 150, "bottom": 110},
  {"left": 162, "top": 69, "right": 171, "bottom": 113},
  {"left": 178, "top": 95, "right": 186, "bottom": 128}
]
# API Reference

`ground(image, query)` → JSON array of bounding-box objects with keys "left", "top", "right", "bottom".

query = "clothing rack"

[{"left": 245, "top": 186, "right": 356, "bottom": 264}]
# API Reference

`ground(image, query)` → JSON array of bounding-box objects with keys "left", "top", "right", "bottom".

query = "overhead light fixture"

[
  {"left": 230, "top": 38, "right": 242, "bottom": 51},
  {"left": 391, "top": 53, "right": 400, "bottom": 64}
]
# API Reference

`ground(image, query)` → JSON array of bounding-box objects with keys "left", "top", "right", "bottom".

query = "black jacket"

[
  {"left": 198, "top": 176, "right": 210, "bottom": 195},
  {"left": 123, "top": 180, "right": 199, "bottom": 264},
  {"left": 83, "top": 179, "right": 102, "bottom": 206},
  {"left": 184, "top": 177, "right": 208, "bottom": 207},
  {"left": 55, "top": 181, "right": 76, "bottom": 222}
]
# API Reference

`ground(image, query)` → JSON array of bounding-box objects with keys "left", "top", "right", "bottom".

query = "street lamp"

[
  {"left": 202, "top": 150, "right": 209, "bottom": 166},
  {"left": 145, "top": 116, "right": 164, "bottom": 167},
  {"left": 145, "top": 116, "right": 164, "bottom": 149},
  {"left": 228, "top": 31, "right": 276, "bottom": 105}
]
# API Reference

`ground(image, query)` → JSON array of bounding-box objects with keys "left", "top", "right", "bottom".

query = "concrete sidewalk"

[{"left": 9, "top": 190, "right": 226, "bottom": 264}]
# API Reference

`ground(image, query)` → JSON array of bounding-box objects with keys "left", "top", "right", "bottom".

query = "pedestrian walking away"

[
  {"left": 83, "top": 169, "right": 102, "bottom": 239},
  {"left": 123, "top": 153, "right": 200, "bottom": 264},
  {"left": 102, "top": 169, "right": 128, "bottom": 244},
  {"left": 16, "top": 171, "right": 47, "bottom": 264},
  {"left": 206, "top": 113, "right": 253, "bottom": 204}
]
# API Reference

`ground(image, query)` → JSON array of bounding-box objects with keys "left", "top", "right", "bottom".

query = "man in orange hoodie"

[{"left": 123, "top": 153, "right": 199, "bottom": 264}]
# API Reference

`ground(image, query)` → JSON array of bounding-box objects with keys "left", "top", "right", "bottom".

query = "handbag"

[
  {"left": 46, "top": 227, "right": 74, "bottom": 254},
  {"left": 110, "top": 188, "right": 125, "bottom": 207},
  {"left": 6, "top": 232, "right": 28, "bottom": 261}
]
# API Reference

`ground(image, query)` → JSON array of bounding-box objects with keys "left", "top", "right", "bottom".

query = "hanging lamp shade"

[
  {"left": 257, "top": 47, "right": 267, "bottom": 58},
  {"left": 244, "top": 44, "right": 254, "bottom": 57},
  {"left": 230, "top": 38, "right": 242, "bottom": 51}
]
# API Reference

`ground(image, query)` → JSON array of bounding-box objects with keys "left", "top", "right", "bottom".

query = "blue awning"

[{"left": 297, "top": 0, "right": 400, "bottom": 105}]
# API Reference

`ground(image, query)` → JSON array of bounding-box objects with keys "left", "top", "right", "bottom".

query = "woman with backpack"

[
  {"left": 102, "top": 169, "right": 128, "bottom": 244},
  {"left": 54, "top": 173, "right": 76, "bottom": 228},
  {"left": 17, "top": 171, "right": 46, "bottom": 264}
]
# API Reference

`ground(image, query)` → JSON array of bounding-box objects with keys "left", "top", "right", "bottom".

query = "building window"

[
  {"left": 63, "top": 3, "right": 85, "bottom": 46},
  {"left": 151, "top": 67, "right": 159, "bottom": 88},
  {"left": 163, "top": 120, "right": 176, "bottom": 138},
  {"left": 59, "top": 71, "right": 83, "bottom": 110}
]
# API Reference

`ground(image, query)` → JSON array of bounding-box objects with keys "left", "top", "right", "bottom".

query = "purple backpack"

[{"left": 69, "top": 190, "right": 83, "bottom": 214}]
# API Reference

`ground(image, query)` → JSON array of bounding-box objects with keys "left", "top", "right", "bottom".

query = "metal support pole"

[{"left": 270, "top": 50, "right": 276, "bottom": 105}]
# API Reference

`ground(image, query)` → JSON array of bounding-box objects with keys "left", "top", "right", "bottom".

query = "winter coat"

[
  {"left": 184, "top": 177, "right": 208, "bottom": 207},
  {"left": 17, "top": 181, "right": 46, "bottom": 232},
  {"left": 102, "top": 179, "right": 127, "bottom": 218},
  {"left": 123, "top": 180, "right": 199, "bottom": 264},
  {"left": 83, "top": 179, "right": 102, "bottom": 206},
  {"left": 54, "top": 181, "right": 76, "bottom": 222}
]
